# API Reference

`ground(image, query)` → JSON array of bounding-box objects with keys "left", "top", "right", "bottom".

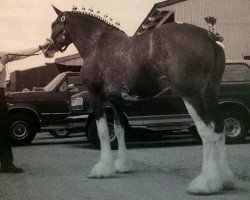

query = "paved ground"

[{"left": 0, "top": 132, "right": 249, "bottom": 200}]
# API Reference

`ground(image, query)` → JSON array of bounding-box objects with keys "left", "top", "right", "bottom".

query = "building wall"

[
  {"left": 57, "top": 57, "right": 83, "bottom": 66},
  {"left": 167, "top": 0, "right": 250, "bottom": 59},
  {"left": 9, "top": 64, "right": 59, "bottom": 92},
  {"left": 55, "top": 53, "right": 83, "bottom": 66}
]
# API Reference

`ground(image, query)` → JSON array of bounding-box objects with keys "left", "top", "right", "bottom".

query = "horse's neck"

[{"left": 69, "top": 17, "right": 125, "bottom": 59}]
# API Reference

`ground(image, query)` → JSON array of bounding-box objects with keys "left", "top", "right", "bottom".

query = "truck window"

[
  {"left": 44, "top": 73, "right": 65, "bottom": 91},
  {"left": 68, "top": 76, "right": 82, "bottom": 85},
  {"left": 222, "top": 63, "right": 250, "bottom": 82},
  {"left": 68, "top": 75, "right": 83, "bottom": 92},
  {"left": 59, "top": 81, "right": 68, "bottom": 92},
  {"left": 59, "top": 75, "right": 83, "bottom": 93}
]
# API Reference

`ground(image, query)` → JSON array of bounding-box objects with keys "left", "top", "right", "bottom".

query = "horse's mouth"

[{"left": 44, "top": 50, "right": 56, "bottom": 58}]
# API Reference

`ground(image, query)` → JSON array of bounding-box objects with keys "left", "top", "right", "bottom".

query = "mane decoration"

[
  {"left": 71, "top": 5, "right": 121, "bottom": 30},
  {"left": 205, "top": 16, "right": 224, "bottom": 42}
]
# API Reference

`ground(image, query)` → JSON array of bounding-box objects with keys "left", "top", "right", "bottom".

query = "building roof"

[
  {"left": 135, "top": 0, "right": 187, "bottom": 35},
  {"left": 55, "top": 53, "right": 81, "bottom": 63},
  {"left": 56, "top": 64, "right": 82, "bottom": 73}
]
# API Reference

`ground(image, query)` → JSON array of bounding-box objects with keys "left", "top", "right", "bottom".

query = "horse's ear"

[{"left": 52, "top": 5, "right": 63, "bottom": 16}]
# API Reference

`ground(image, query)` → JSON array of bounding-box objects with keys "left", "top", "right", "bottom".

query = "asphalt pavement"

[{"left": 0, "top": 132, "right": 249, "bottom": 200}]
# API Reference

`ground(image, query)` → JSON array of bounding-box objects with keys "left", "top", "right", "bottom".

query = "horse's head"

[{"left": 44, "top": 6, "right": 72, "bottom": 58}]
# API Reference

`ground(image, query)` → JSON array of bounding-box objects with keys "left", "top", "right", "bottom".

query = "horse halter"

[{"left": 45, "top": 13, "right": 71, "bottom": 53}]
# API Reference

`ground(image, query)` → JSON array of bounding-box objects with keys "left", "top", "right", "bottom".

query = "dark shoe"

[{"left": 0, "top": 163, "right": 23, "bottom": 173}]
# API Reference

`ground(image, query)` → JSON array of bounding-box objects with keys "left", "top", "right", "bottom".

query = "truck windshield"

[{"left": 44, "top": 73, "right": 65, "bottom": 91}]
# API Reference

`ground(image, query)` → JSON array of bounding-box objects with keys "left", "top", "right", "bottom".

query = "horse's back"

[
  {"left": 145, "top": 22, "right": 225, "bottom": 96},
  {"left": 152, "top": 22, "right": 215, "bottom": 58}
]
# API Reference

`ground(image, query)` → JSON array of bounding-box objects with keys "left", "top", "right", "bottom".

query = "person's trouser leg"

[{"left": 0, "top": 88, "right": 13, "bottom": 165}]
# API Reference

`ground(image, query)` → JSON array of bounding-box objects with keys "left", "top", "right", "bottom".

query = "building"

[
  {"left": 55, "top": 53, "right": 83, "bottom": 66},
  {"left": 9, "top": 63, "right": 59, "bottom": 92},
  {"left": 9, "top": 62, "right": 82, "bottom": 92},
  {"left": 136, "top": 0, "right": 250, "bottom": 60}
]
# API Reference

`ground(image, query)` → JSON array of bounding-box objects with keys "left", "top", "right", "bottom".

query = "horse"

[{"left": 44, "top": 6, "right": 234, "bottom": 195}]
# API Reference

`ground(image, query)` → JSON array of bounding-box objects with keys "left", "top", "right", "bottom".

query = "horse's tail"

[
  {"left": 210, "top": 40, "right": 226, "bottom": 93},
  {"left": 203, "top": 39, "right": 226, "bottom": 132}
]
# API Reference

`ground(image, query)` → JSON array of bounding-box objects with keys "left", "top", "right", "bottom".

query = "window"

[
  {"left": 222, "top": 63, "right": 250, "bottom": 82},
  {"left": 59, "top": 81, "right": 68, "bottom": 92},
  {"left": 44, "top": 73, "right": 65, "bottom": 91},
  {"left": 59, "top": 75, "right": 83, "bottom": 93},
  {"left": 68, "top": 76, "right": 83, "bottom": 92},
  {"left": 68, "top": 76, "right": 82, "bottom": 85}
]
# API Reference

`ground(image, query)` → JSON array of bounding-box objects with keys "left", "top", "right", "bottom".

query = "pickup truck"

[
  {"left": 6, "top": 71, "right": 82, "bottom": 145},
  {"left": 66, "top": 60, "right": 250, "bottom": 147}
]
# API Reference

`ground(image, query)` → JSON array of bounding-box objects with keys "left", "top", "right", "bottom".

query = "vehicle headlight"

[{"left": 71, "top": 97, "right": 84, "bottom": 111}]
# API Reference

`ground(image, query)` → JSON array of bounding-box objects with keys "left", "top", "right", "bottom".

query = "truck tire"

[
  {"left": 50, "top": 129, "right": 70, "bottom": 138},
  {"left": 191, "top": 109, "right": 248, "bottom": 144},
  {"left": 9, "top": 114, "right": 37, "bottom": 146},
  {"left": 222, "top": 109, "right": 248, "bottom": 144}
]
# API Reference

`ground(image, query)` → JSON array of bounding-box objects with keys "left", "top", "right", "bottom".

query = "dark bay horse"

[{"left": 45, "top": 6, "right": 234, "bottom": 195}]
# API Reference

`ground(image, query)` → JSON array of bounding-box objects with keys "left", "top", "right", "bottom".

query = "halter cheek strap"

[{"left": 45, "top": 13, "right": 71, "bottom": 53}]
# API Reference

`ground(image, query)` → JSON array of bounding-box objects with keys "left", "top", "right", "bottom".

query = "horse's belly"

[
  {"left": 125, "top": 65, "right": 171, "bottom": 99},
  {"left": 125, "top": 75, "right": 170, "bottom": 100}
]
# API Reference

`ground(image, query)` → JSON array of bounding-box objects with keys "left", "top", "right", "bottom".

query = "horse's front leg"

[
  {"left": 111, "top": 101, "right": 131, "bottom": 173},
  {"left": 88, "top": 98, "right": 115, "bottom": 178}
]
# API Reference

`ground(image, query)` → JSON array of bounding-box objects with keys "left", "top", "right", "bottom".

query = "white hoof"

[
  {"left": 115, "top": 158, "right": 131, "bottom": 173},
  {"left": 188, "top": 173, "right": 223, "bottom": 195},
  {"left": 220, "top": 162, "right": 235, "bottom": 190},
  {"left": 88, "top": 161, "right": 115, "bottom": 178}
]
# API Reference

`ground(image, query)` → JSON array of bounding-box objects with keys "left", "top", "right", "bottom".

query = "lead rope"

[{"left": 7, "top": 53, "right": 41, "bottom": 57}]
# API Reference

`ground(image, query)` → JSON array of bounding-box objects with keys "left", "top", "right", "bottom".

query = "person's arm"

[
  {"left": 2, "top": 41, "right": 50, "bottom": 64},
  {"left": 5, "top": 46, "right": 40, "bottom": 63}
]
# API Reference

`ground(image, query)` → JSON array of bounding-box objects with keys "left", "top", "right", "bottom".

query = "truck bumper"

[{"left": 66, "top": 114, "right": 88, "bottom": 130}]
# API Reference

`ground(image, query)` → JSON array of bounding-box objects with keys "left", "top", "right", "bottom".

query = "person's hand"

[{"left": 39, "top": 40, "right": 51, "bottom": 51}]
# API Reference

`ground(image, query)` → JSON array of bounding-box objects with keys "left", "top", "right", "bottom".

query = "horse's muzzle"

[
  {"left": 43, "top": 39, "right": 56, "bottom": 58},
  {"left": 43, "top": 49, "right": 55, "bottom": 58}
]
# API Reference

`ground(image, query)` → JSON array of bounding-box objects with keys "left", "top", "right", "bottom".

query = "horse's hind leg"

[
  {"left": 184, "top": 94, "right": 234, "bottom": 194},
  {"left": 184, "top": 97, "right": 223, "bottom": 194},
  {"left": 111, "top": 100, "right": 131, "bottom": 173},
  {"left": 88, "top": 95, "right": 115, "bottom": 178}
]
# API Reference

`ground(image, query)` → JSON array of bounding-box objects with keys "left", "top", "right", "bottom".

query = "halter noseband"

[{"left": 45, "top": 13, "right": 71, "bottom": 53}]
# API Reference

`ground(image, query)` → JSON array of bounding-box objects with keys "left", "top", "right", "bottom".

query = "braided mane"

[{"left": 67, "top": 9, "right": 124, "bottom": 33}]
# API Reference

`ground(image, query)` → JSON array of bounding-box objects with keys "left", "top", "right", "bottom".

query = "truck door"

[
  {"left": 42, "top": 74, "right": 83, "bottom": 125},
  {"left": 139, "top": 87, "right": 192, "bottom": 131}
]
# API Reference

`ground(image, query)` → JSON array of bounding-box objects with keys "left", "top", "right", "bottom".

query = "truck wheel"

[
  {"left": 9, "top": 114, "right": 37, "bottom": 146},
  {"left": 87, "top": 118, "right": 118, "bottom": 150},
  {"left": 50, "top": 129, "right": 70, "bottom": 138},
  {"left": 222, "top": 110, "right": 248, "bottom": 144},
  {"left": 191, "top": 110, "right": 248, "bottom": 144}
]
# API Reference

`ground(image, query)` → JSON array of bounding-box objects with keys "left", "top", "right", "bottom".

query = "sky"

[{"left": 0, "top": 0, "right": 161, "bottom": 76}]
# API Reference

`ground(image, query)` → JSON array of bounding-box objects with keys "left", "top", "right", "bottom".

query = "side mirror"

[{"left": 66, "top": 84, "right": 75, "bottom": 92}]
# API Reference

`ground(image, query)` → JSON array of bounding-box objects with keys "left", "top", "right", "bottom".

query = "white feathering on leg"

[
  {"left": 88, "top": 117, "right": 115, "bottom": 178},
  {"left": 184, "top": 101, "right": 234, "bottom": 194},
  {"left": 114, "top": 123, "right": 131, "bottom": 173}
]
